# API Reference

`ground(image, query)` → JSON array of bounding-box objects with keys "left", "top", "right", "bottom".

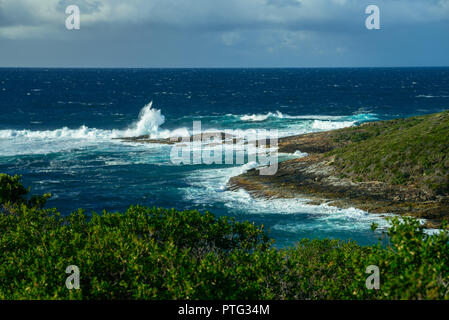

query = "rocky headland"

[
  {"left": 118, "top": 111, "right": 449, "bottom": 228},
  {"left": 228, "top": 112, "right": 449, "bottom": 228}
]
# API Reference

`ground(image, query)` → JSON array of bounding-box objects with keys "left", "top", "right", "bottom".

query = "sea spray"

[
  {"left": 121, "top": 101, "right": 166, "bottom": 138},
  {"left": 0, "top": 101, "right": 375, "bottom": 158}
]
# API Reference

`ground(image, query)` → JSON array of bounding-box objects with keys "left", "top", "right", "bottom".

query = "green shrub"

[
  {"left": 368, "top": 217, "right": 449, "bottom": 299},
  {"left": 0, "top": 173, "right": 50, "bottom": 209},
  {"left": 1, "top": 174, "right": 449, "bottom": 300}
]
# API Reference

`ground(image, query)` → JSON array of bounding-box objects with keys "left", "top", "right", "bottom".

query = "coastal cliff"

[{"left": 228, "top": 111, "right": 449, "bottom": 228}]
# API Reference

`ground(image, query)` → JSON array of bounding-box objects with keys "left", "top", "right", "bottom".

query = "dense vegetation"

[
  {"left": 1, "top": 174, "right": 449, "bottom": 300},
  {"left": 328, "top": 111, "right": 449, "bottom": 196}
]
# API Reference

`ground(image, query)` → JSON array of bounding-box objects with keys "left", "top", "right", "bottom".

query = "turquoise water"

[{"left": 1, "top": 68, "right": 448, "bottom": 247}]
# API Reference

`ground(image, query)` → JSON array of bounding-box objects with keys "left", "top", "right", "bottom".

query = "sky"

[{"left": 0, "top": 0, "right": 448, "bottom": 68}]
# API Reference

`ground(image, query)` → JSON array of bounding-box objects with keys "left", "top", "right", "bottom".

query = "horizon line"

[{"left": 1, "top": 66, "right": 449, "bottom": 70}]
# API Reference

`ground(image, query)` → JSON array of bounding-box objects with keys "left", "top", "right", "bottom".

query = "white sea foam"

[
  {"left": 416, "top": 94, "right": 449, "bottom": 99},
  {"left": 311, "top": 120, "right": 355, "bottom": 130},
  {"left": 120, "top": 102, "right": 166, "bottom": 137},
  {"left": 240, "top": 111, "right": 344, "bottom": 122},
  {"left": 181, "top": 164, "right": 391, "bottom": 233},
  {"left": 0, "top": 101, "right": 189, "bottom": 156},
  {"left": 240, "top": 111, "right": 284, "bottom": 122},
  {"left": 0, "top": 101, "right": 183, "bottom": 140},
  {"left": 238, "top": 111, "right": 378, "bottom": 122},
  {"left": 0, "top": 102, "right": 377, "bottom": 157},
  {"left": 293, "top": 150, "right": 309, "bottom": 157}
]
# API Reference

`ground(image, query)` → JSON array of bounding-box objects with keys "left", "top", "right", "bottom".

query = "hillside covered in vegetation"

[
  {"left": 229, "top": 111, "right": 449, "bottom": 226},
  {"left": 1, "top": 174, "right": 449, "bottom": 300},
  {"left": 329, "top": 111, "right": 449, "bottom": 196}
]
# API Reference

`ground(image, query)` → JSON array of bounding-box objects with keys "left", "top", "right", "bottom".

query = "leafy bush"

[
  {"left": 1, "top": 174, "right": 449, "bottom": 300},
  {"left": 0, "top": 173, "right": 50, "bottom": 209},
  {"left": 367, "top": 217, "right": 449, "bottom": 299}
]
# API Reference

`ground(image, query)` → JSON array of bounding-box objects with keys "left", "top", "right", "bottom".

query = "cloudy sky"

[{"left": 0, "top": 0, "right": 448, "bottom": 67}]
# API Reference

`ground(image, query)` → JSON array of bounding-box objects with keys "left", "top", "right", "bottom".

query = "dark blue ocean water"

[{"left": 1, "top": 68, "right": 448, "bottom": 247}]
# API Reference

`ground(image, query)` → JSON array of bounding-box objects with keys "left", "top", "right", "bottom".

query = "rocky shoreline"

[
  {"left": 228, "top": 128, "right": 449, "bottom": 229},
  {"left": 117, "top": 117, "right": 449, "bottom": 229}
]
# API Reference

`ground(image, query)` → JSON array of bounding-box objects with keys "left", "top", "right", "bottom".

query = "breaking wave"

[
  {"left": 0, "top": 101, "right": 187, "bottom": 156},
  {"left": 237, "top": 111, "right": 378, "bottom": 123},
  {"left": 0, "top": 102, "right": 171, "bottom": 141},
  {"left": 0, "top": 101, "right": 378, "bottom": 156}
]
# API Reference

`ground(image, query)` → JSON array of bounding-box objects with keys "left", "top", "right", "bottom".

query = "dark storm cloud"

[{"left": 0, "top": 0, "right": 448, "bottom": 67}]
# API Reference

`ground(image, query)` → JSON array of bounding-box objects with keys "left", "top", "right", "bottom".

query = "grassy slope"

[{"left": 327, "top": 111, "right": 449, "bottom": 196}]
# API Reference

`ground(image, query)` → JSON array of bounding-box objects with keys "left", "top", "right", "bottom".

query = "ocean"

[{"left": 1, "top": 67, "right": 448, "bottom": 247}]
